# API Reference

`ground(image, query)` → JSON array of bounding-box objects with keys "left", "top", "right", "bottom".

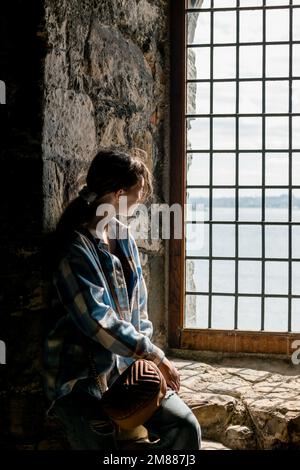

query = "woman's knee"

[{"left": 181, "top": 411, "right": 202, "bottom": 448}]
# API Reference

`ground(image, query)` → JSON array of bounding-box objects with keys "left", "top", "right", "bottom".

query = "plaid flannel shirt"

[{"left": 44, "top": 216, "right": 165, "bottom": 407}]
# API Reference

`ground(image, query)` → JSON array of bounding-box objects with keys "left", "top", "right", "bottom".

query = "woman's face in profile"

[{"left": 117, "top": 177, "right": 145, "bottom": 217}]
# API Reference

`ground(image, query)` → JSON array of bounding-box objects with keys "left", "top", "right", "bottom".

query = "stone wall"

[
  {"left": 0, "top": 0, "right": 47, "bottom": 448},
  {"left": 43, "top": 0, "right": 170, "bottom": 349},
  {"left": 0, "top": 0, "right": 170, "bottom": 448}
]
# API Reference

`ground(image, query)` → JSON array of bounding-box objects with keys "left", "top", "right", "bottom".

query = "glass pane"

[
  {"left": 265, "top": 261, "right": 289, "bottom": 294},
  {"left": 186, "top": 188, "right": 209, "bottom": 221},
  {"left": 266, "top": 81, "right": 289, "bottom": 114},
  {"left": 187, "top": 118, "right": 210, "bottom": 150},
  {"left": 186, "top": 259, "right": 209, "bottom": 292},
  {"left": 212, "top": 260, "right": 235, "bottom": 293},
  {"left": 187, "top": 83, "right": 210, "bottom": 115},
  {"left": 213, "top": 153, "right": 235, "bottom": 185},
  {"left": 266, "top": 8, "right": 289, "bottom": 42},
  {"left": 293, "top": 8, "right": 300, "bottom": 41},
  {"left": 186, "top": 223, "right": 209, "bottom": 256},
  {"left": 185, "top": 295, "right": 209, "bottom": 329},
  {"left": 213, "top": 118, "right": 236, "bottom": 150},
  {"left": 292, "top": 299, "right": 300, "bottom": 333},
  {"left": 214, "top": 11, "right": 236, "bottom": 44},
  {"left": 214, "top": 0, "right": 236, "bottom": 6},
  {"left": 213, "top": 224, "right": 235, "bottom": 257},
  {"left": 238, "top": 297, "right": 261, "bottom": 331},
  {"left": 265, "top": 189, "right": 289, "bottom": 222},
  {"left": 187, "top": 0, "right": 211, "bottom": 8},
  {"left": 240, "top": 46, "right": 262, "bottom": 78},
  {"left": 265, "top": 225, "right": 289, "bottom": 258},
  {"left": 239, "top": 81, "right": 262, "bottom": 114},
  {"left": 292, "top": 153, "right": 300, "bottom": 185},
  {"left": 265, "top": 298, "right": 288, "bottom": 332},
  {"left": 292, "top": 226, "right": 300, "bottom": 259},
  {"left": 292, "top": 189, "right": 300, "bottom": 221},
  {"left": 265, "top": 153, "right": 288, "bottom": 185},
  {"left": 213, "top": 82, "right": 236, "bottom": 114},
  {"left": 293, "top": 45, "right": 300, "bottom": 77},
  {"left": 187, "top": 153, "right": 210, "bottom": 186},
  {"left": 186, "top": 199, "right": 205, "bottom": 223},
  {"left": 293, "top": 80, "right": 300, "bottom": 113},
  {"left": 239, "top": 117, "right": 262, "bottom": 150},
  {"left": 266, "top": 117, "right": 289, "bottom": 150},
  {"left": 293, "top": 116, "right": 300, "bottom": 148},
  {"left": 266, "top": 0, "right": 290, "bottom": 4},
  {"left": 292, "top": 262, "right": 300, "bottom": 294},
  {"left": 239, "top": 189, "right": 262, "bottom": 221},
  {"left": 214, "top": 46, "right": 236, "bottom": 79},
  {"left": 239, "top": 10, "right": 263, "bottom": 43},
  {"left": 238, "top": 261, "right": 261, "bottom": 294},
  {"left": 184, "top": 1, "right": 300, "bottom": 336},
  {"left": 266, "top": 45, "right": 289, "bottom": 78},
  {"left": 239, "top": 225, "right": 262, "bottom": 258},
  {"left": 187, "top": 12, "right": 210, "bottom": 45},
  {"left": 242, "top": 0, "right": 262, "bottom": 5},
  {"left": 239, "top": 153, "right": 262, "bottom": 186},
  {"left": 187, "top": 48, "right": 210, "bottom": 80},
  {"left": 213, "top": 188, "right": 235, "bottom": 221},
  {"left": 211, "top": 296, "right": 234, "bottom": 330}
]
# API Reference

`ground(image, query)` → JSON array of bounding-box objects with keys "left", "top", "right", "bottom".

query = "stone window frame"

[{"left": 169, "top": 0, "right": 300, "bottom": 355}]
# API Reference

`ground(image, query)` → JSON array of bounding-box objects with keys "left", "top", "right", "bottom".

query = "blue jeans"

[
  {"left": 52, "top": 384, "right": 201, "bottom": 450},
  {"left": 144, "top": 389, "right": 201, "bottom": 450}
]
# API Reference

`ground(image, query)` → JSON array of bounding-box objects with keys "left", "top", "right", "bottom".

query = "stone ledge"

[
  {"left": 170, "top": 357, "right": 300, "bottom": 450},
  {"left": 201, "top": 440, "right": 230, "bottom": 450}
]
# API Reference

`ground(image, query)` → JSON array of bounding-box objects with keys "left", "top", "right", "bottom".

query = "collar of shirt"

[{"left": 84, "top": 215, "right": 130, "bottom": 248}]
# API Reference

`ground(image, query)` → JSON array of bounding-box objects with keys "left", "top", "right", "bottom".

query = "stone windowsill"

[{"left": 169, "top": 355, "right": 300, "bottom": 450}]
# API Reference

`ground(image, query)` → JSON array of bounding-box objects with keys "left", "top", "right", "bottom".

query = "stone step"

[
  {"left": 201, "top": 440, "right": 230, "bottom": 450},
  {"left": 171, "top": 357, "right": 300, "bottom": 450}
]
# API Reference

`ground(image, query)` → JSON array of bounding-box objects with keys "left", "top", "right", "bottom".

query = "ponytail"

[{"left": 45, "top": 148, "right": 153, "bottom": 274}]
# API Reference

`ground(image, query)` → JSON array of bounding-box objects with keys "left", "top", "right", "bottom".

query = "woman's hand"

[{"left": 157, "top": 357, "right": 180, "bottom": 393}]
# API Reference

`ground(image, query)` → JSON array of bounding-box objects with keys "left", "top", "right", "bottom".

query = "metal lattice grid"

[{"left": 184, "top": 0, "right": 300, "bottom": 332}]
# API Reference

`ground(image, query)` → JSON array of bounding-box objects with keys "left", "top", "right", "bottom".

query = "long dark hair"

[{"left": 45, "top": 149, "right": 153, "bottom": 273}]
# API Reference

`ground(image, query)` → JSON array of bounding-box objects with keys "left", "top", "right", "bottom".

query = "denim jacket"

[{"left": 44, "top": 216, "right": 165, "bottom": 408}]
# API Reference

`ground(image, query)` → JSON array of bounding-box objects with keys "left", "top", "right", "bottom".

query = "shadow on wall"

[{"left": 0, "top": 0, "right": 48, "bottom": 450}]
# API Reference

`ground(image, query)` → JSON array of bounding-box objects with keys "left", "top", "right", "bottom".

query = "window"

[{"left": 169, "top": 0, "right": 300, "bottom": 353}]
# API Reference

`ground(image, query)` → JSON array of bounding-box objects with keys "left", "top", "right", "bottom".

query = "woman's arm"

[
  {"left": 53, "top": 242, "right": 165, "bottom": 365},
  {"left": 138, "top": 271, "right": 154, "bottom": 339},
  {"left": 129, "top": 234, "right": 158, "bottom": 341},
  {"left": 129, "top": 233, "right": 180, "bottom": 392}
]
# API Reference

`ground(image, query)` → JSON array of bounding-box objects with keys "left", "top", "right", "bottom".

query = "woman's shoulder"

[{"left": 55, "top": 227, "right": 98, "bottom": 267}]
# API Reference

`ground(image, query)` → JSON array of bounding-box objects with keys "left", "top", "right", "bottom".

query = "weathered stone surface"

[
  {"left": 182, "top": 392, "right": 238, "bottom": 429},
  {"left": 0, "top": 3, "right": 46, "bottom": 449},
  {"left": 225, "top": 425, "right": 256, "bottom": 450},
  {"left": 0, "top": 0, "right": 170, "bottom": 451},
  {"left": 201, "top": 440, "right": 230, "bottom": 450},
  {"left": 43, "top": 89, "right": 96, "bottom": 162},
  {"left": 43, "top": 0, "right": 169, "bottom": 341},
  {"left": 246, "top": 398, "right": 300, "bottom": 449},
  {"left": 173, "top": 358, "right": 300, "bottom": 449},
  {"left": 7, "top": 392, "right": 45, "bottom": 439}
]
